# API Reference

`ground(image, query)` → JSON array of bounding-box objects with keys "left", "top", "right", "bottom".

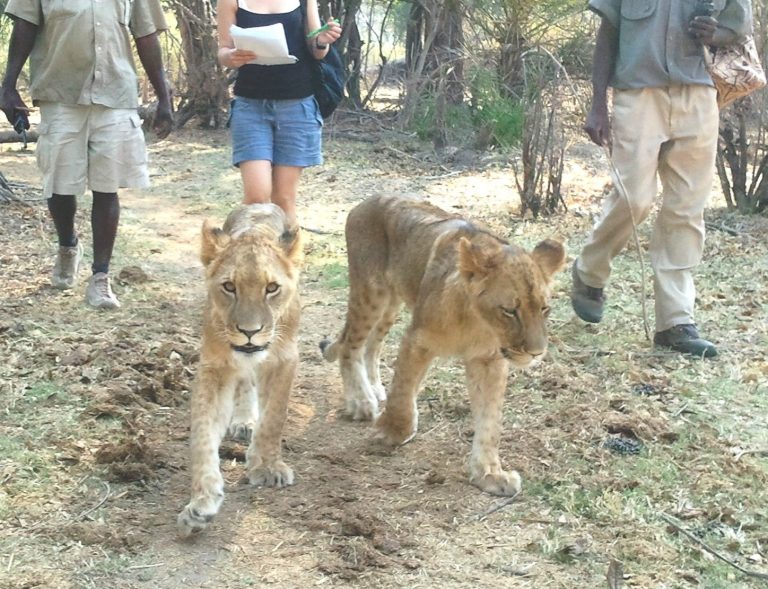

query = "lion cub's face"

[
  {"left": 458, "top": 237, "right": 565, "bottom": 368},
  {"left": 201, "top": 221, "right": 302, "bottom": 361}
]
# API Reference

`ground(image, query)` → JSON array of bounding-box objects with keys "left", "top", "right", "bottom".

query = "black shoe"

[
  {"left": 653, "top": 324, "right": 717, "bottom": 358},
  {"left": 570, "top": 260, "right": 605, "bottom": 323}
]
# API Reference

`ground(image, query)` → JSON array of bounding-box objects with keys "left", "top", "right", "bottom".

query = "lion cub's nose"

[{"left": 237, "top": 325, "right": 264, "bottom": 339}]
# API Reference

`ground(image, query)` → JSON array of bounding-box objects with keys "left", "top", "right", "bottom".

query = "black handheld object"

[
  {"left": 692, "top": 0, "right": 714, "bottom": 18},
  {"left": 13, "top": 111, "right": 29, "bottom": 149}
]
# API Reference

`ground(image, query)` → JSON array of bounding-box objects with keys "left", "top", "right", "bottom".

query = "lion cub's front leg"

[
  {"left": 246, "top": 350, "right": 297, "bottom": 488},
  {"left": 464, "top": 356, "right": 522, "bottom": 496},
  {"left": 228, "top": 380, "right": 258, "bottom": 443},
  {"left": 177, "top": 370, "right": 235, "bottom": 537}
]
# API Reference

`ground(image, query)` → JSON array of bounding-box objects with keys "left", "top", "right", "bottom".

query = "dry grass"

[{"left": 0, "top": 116, "right": 767, "bottom": 589}]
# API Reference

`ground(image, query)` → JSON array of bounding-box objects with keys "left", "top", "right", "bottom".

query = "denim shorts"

[{"left": 230, "top": 95, "right": 323, "bottom": 168}]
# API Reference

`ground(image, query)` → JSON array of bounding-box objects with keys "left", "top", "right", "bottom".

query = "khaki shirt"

[
  {"left": 5, "top": 0, "right": 167, "bottom": 108},
  {"left": 588, "top": 0, "right": 753, "bottom": 89}
]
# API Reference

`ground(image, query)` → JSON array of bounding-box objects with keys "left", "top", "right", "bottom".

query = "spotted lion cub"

[
  {"left": 178, "top": 204, "right": 302, "bottom": 537},
  {"left": 322, "top": 194, "right": 565, "bottom": 496}
]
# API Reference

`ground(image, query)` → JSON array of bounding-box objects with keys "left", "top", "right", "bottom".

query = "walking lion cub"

[
  {"left": 322, "top": 194, "right": 565, "bottom": 496},
  {"left": 178, "top": 204, "right": 302, "bottom": 537}
]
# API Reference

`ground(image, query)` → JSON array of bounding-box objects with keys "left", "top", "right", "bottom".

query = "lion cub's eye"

[
  {"left": 222, "top": 281, "right": 236, "bottom": 293},
  {"left": 501, "top": 306, "right": 519, "bottom": 319},
  {"left": 265, "top": 282, "right": 280, "bottom": 295}
]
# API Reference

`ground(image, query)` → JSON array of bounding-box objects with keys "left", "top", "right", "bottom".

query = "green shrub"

[{"left": 408, "top": 68, "right": 524, "bottom": 149}]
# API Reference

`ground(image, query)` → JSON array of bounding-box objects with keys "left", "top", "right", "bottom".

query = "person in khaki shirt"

[
  {"left": 1, "top": 0, "right": 173, "bottom": 309},
  {"left": 570, "top": 0, "right": 752, "bottom": 358}
]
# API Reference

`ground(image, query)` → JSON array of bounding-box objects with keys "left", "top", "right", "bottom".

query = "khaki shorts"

[{"left": 36, "top": 102, "right": 149, "bottom": 198}]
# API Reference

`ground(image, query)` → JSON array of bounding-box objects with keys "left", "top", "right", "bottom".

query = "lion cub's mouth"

[
  {"left": 500, "top": 347, "right": 538, "bottom": 368},
  {"left": 232, "top": 343, "right": 270, "bottom": 354}
]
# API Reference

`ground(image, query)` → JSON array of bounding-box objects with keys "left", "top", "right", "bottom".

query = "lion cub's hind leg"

[
  {"left": 177, "top": 372, "right": 236, "bottom": 537},
  {"left": 228, "top": 378, "right": 259, "bottom": 443},
  {"left": 246, "top": 351, "right": 297, "bottom": 488},
  {"left": 335, "top": 284, "right": 396, "bottom": 420},
  {"left": 364, "top": 297, "right": 401, "bottom": 403},
  {"left": 464, "top": 357, "right": 521, "bottom": 496}
]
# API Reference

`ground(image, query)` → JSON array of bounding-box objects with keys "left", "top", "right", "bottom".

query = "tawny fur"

[
  {"left": 322, "top": 194, "right": 565, "bottom": 496},
  {"left": 178, "top": 204, "right": 302, "bottom": 537}
]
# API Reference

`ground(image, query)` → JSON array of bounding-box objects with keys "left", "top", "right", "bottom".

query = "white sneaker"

[
  {"left": 51, "top": 242, "right": 83, "bottom": 289},
  {"left": 85, "top": 272, "right": 121, "bottom": 309}
]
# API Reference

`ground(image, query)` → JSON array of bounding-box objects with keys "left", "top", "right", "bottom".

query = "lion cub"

[
  {"left": 322, "top": 194, "right": 565, "bottom": 496},
  {"left": 178, "top": 204, "right": 302, "bottom": 537}
]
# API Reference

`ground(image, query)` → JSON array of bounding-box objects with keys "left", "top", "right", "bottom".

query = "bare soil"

[{"left": 1, "top": 115, "right": 767, "bottom": 589}]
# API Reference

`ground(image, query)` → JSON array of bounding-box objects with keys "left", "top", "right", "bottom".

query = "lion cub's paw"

[
  {"left": 371, "top": 382, "right": 387, "bottom": 402},
  {"left": 471, "top": 470, "right": 522, "bottom": 497},
  {"left": 248, "top": 460, "right": 295, "bottom": 488},
  {"left": 177, "top": 493, "right": 224, "bottom": 538},
  {"left": 345, "top": 397, "right": 379, "bottom": 421},
  {"left": 374, "top": 410, "right": 418, "bottom": 446},
  {"left": 227, "top": 421, "right": 254, "bottom": 443}
]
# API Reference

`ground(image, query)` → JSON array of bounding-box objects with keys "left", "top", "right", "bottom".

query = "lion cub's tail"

[{"left": 319, "top": 337, "right": 339, "bottom": 362}]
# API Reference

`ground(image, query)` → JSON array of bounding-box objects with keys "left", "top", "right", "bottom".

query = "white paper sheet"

[{"left": 230, "top": 23, "right": 298, "bottom": 66}]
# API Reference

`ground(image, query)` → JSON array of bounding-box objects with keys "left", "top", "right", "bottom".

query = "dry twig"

[
  {"left": 473, "top": 489, "right": 521, "bottom": 521},
  {"left": 660, "top": 512, "right": 768, "bottom": 581},
  {"left": 705, "top": 221, "right": 743, "bottom": 236},
  {"left": 733, "top": 447, "right": 768, "bottom": 462},
  {"left": 76, "top": 481, "right": 112, "bottom": 521}
]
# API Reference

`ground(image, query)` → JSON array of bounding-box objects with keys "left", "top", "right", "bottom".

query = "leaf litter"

[{"left": 1, "top": 123, "right": 767, "bottom": 588}]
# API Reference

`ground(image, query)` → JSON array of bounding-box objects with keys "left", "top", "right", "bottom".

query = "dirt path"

[{"left": 1, "top": 125, "right": 767, "bottom": 589}]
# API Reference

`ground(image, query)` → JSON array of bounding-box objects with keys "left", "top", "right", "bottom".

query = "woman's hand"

[
  {"left": 219, "top": 47, "right": 258, "bottom": 68},
  {"left": 314, "top": 19, "right": 342, "bottom": 47}
]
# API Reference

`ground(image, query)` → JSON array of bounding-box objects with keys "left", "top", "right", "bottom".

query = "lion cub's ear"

[
  {"left": 531, "top": 239, "right": 566, "bottom": 280},
  {"left": 280, "top": 226, "right": 304, "bottom": 266},
  {"left": 457, "top": 236, "right": 501, "bottom": 280},
  {"left": 200, "top": 220, "right": 231, "bottom": 267}
]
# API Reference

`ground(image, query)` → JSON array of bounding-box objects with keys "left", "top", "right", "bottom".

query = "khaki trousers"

[{"left": 577, "top": 85, "right": 719, "bottom": 332}]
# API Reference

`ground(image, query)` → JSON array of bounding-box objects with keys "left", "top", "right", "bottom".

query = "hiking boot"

[
  {"left": 653, "top": 324, "right": 717, "bottom": 358},
  {"left": 85, "top": 272, "right": 121, "bottom": 309},
  {"left": 51, "top": 242, "right": 83, "bottom": 289},
  {"left": 571, "top": 260, "right": 605, "bottom": 323}
]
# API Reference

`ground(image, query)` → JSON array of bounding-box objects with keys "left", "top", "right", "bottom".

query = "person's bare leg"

[
  {"left": 49, "top": 193, "right": 82, "bottom": 289},
  {"left": 86, "top": 191, "right": 121, "bottom": 309},
  {"left": 240, "top": 160, "right": 273, "bottom": 205},
  {"left": 48, "top": 193, "right": 78, "bottom": 246},
  {"left": 271, "top": 165, "right": 302, "bottom": 225},
  {"left": 91, "top": 191, "right": 119, "bottom": 274}
]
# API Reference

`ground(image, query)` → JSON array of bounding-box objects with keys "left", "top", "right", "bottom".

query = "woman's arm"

[
  {"left": 217, "top": 0, "right": 257, "bottom": 68},
  {"left": 305, "top": 0, "right": 341, "bottom": 59}
]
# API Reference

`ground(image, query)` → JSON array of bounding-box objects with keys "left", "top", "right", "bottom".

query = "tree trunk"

[
  {"left": 170, "top": 0, "right": 230, "bottom": 129},
  {"left": 431, "top": 0, "right": 464, "bottom": 105}
]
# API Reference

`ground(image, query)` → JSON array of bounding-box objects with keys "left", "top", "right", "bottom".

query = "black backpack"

[
  {"left": 300, "top": 1, "right": 345, "bottom": 118},
  {"left": 312, "top": 44, "right": 345, "bottom": 118}
]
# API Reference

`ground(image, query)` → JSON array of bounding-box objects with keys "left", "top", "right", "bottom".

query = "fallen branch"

[
  {"left": 381, "top": 145, "right": 450, "bottom": 172},
  {"left": 0, "top": 172, "right": 24, "bottom": 204},
  {"left": 76, "top": 481, "right": 112, "bottom": 521},
  {"left": 660, "top": 512, "right": 768, "bottom": 581},
  {"left": 0, "top": 130, "right": 38, "bottom": 144},
  {"left": 705, "top": 221, "right": 742, "bottom": 237},
  {"left": 300, "top": 226, "right": 337, "bottom": 236},
  {"left": 733, "top": 447, "right": 768, "bottom": 462},
  {"left": 473, "top": 489, "right": 521, "bottom": 521}
]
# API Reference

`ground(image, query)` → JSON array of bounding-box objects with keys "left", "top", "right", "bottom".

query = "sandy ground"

[{"left": 1, "top": 119, "right": 767, "bottom": 589}]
